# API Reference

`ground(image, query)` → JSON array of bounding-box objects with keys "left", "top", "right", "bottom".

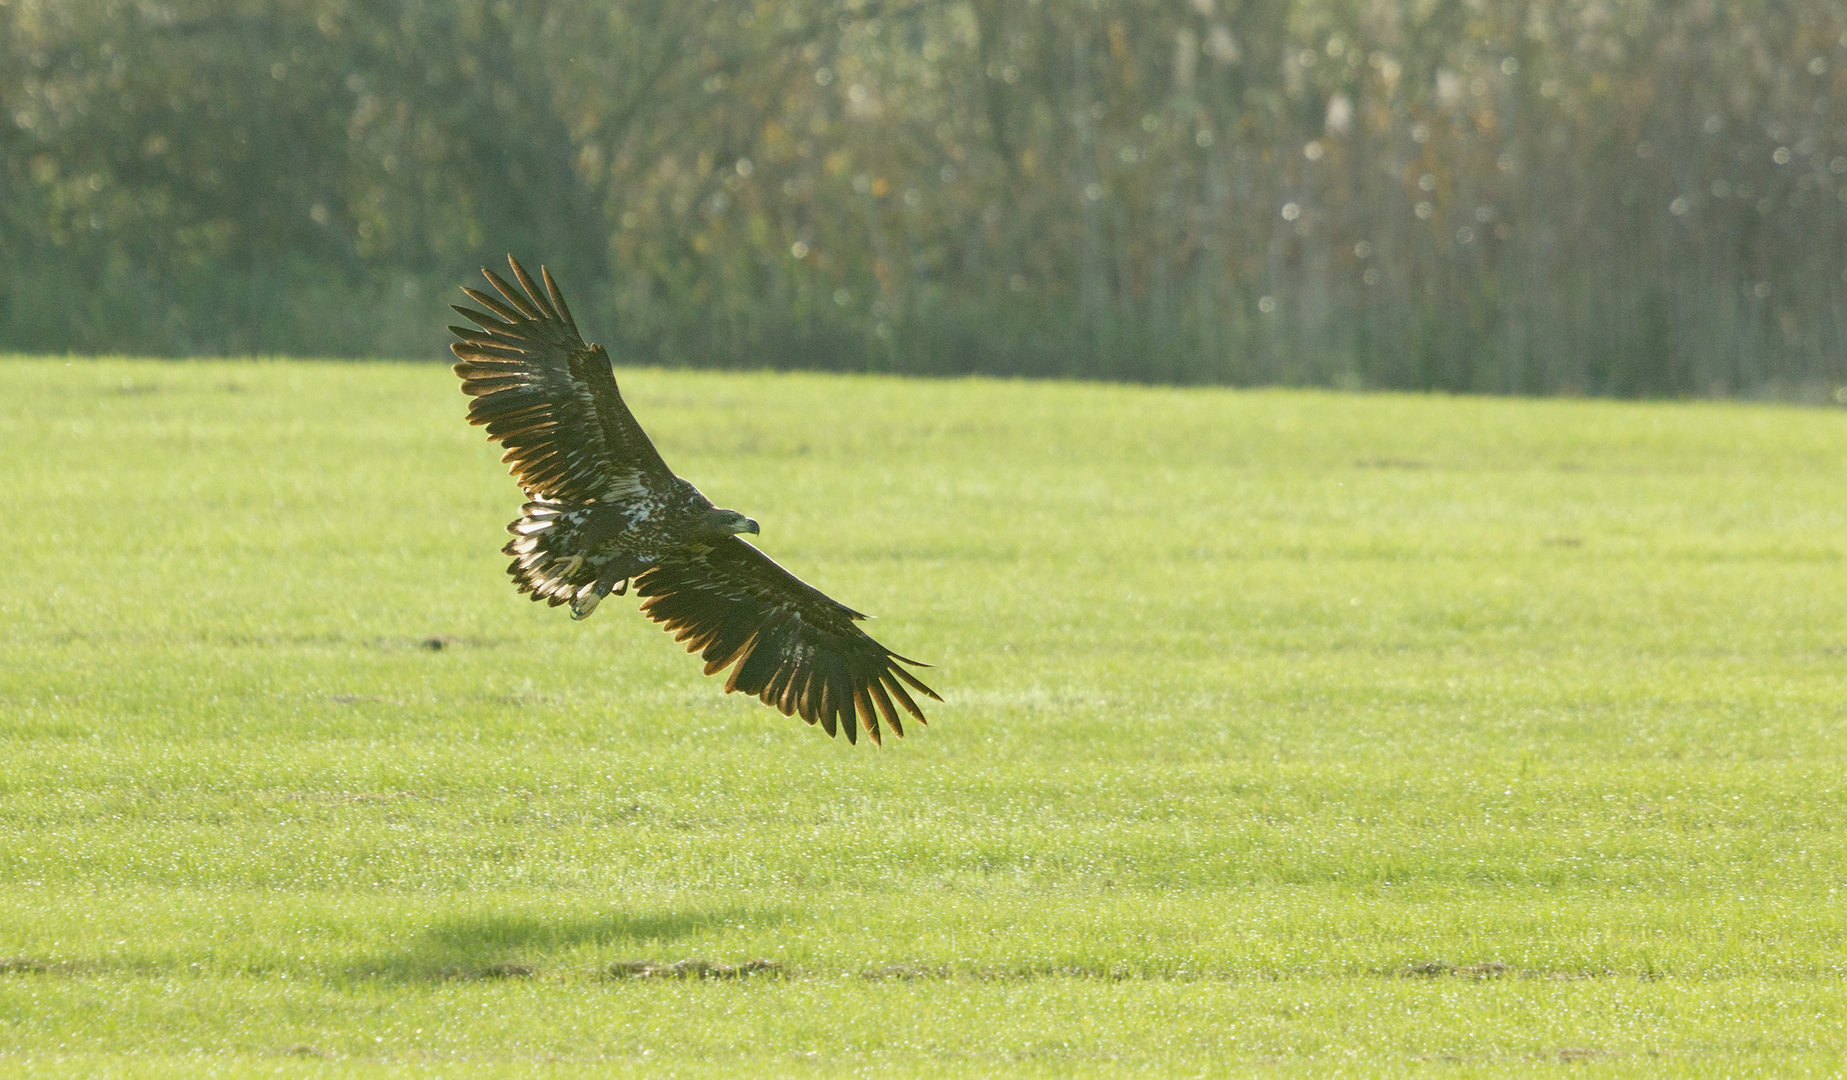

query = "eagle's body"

[
  {"left": 504, "top": 477, "right": 747, "bottom": 620},
  {"left": 449, "top": 257, "right": 936, "bottom": 744}
]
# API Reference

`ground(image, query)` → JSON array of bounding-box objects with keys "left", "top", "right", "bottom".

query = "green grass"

[{"left": 2, "top": 357, "right": 1846, "bottom": 1076}]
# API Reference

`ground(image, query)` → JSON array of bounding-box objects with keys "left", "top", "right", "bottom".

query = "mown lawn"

[{"left": 1, "top": 357, "right": 1844, "bottom": 1077}]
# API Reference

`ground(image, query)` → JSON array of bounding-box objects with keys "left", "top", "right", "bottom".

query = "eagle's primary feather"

[{"left": 450, "top": 256, "right": 938, "bottom": 744}]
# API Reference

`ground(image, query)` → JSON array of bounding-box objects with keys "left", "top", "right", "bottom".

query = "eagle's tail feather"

[{"left": 501, "top": 501, "right": 605, "bottom": 611}]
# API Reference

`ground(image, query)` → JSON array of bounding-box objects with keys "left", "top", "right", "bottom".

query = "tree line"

[{"left": 4, "top": 0, "right": 1845, "bottom": 397}]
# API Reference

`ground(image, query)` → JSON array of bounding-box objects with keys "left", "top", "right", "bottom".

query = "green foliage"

[
  {"left": 5, "top": 2, "right": 1847, "bottom": 394},
  {"left": 2, "top": 357, "right": 1846, "bottom": 1074}
]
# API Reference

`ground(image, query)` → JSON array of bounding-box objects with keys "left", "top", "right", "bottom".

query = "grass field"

[{"left": 2, "top": 357, "right": 1845, "bottom": 1076}]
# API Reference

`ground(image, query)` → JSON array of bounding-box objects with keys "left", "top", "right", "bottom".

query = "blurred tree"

[{"left": 3, "top": 0, "right": 1845, "bottom": 397}]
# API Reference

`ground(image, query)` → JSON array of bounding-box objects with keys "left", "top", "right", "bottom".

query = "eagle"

[{"left": 448, "top": 256, "right": 938, "bottom": 745}]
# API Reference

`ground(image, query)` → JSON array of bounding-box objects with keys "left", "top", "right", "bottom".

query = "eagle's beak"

[{"left": 741, "top": 518, "right": 760, "bottom": 535}]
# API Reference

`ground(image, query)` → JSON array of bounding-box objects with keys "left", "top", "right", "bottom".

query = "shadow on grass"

[{"left": 343, "top": 905, "right": 783, "bottom": 983}]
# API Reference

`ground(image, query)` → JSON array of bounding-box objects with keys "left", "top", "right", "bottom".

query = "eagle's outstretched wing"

[
  {"left": 449, "top": 257, "right": 674, "bottom": 502},
  {"left": 633, "top": 537, "right": 941, "bottom": 745}
]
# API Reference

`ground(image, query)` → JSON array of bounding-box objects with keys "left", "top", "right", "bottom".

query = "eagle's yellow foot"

[{"left": 570, "top": 589, "right": 603, "bottom": 620}]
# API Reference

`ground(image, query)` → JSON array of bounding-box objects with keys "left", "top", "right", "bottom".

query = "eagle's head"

[{"left": 697, "top": 506, "right": 760, "bottom": 540}]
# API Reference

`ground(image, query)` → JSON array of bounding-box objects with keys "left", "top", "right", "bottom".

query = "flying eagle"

[{"left": 448, "top": 257, "right": 938, "bottom": 744}]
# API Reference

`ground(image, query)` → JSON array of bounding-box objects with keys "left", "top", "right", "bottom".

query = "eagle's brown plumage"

[{"left": 450, "top": 256, "right": 938, "bottom": 744}]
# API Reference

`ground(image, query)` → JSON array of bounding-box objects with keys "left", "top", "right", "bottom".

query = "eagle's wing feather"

[
  {"left": 450, "top": 257, "right": 674, "bottom": 502},
  {"left": 633, "top": 536, "right": 940, "bottom": 745}
]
